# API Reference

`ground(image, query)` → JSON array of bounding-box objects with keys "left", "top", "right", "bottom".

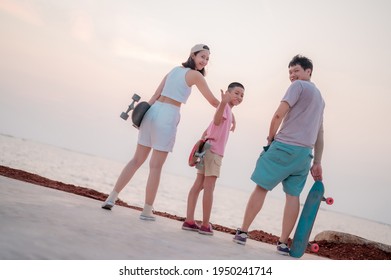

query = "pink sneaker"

[
  {"left": 182, "top": 221, "right": 200, "bottom": 232},
  {"left": 198, "top": 224, "right": 213, "bottom": 235}
]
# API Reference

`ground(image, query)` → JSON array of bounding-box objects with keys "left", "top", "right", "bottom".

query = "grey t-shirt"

[{"left": 275, "top": 80, "right": 325, "bottom": 148}]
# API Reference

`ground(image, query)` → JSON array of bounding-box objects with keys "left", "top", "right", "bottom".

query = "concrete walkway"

[{"left": 0, "top": 176, "right": 326, "bottom": 260}]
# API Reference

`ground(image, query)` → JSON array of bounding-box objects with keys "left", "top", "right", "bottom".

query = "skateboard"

[
  {"left": 131, "top": 101, "right": 150, "bottom": 129},
  {"left": 120, "top": 93, "right": 141, "bottom": 120},
  {"left": 188, "top": 139, "right": 211, "bottom": 168},
  {"left": 289, "top": 181, "right": 334, "bottom": 258},
  {"left": 120, "top": 94, "right": 150, "bottom": 129}
]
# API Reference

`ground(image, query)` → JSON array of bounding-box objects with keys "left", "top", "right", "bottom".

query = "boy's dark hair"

[
  {"left": 182, "top": 45, "right": 210, "bottom": 76},
  {"left": 228, "top": 82, "right": 245, "bottom": 90},
  {"left": 288, "top": 55, "right": 313, "bottom": 75}
]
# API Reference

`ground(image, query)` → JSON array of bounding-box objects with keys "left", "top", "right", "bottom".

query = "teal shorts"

[{"left": 251, "top": 141, "right": 313, "bottom": 196}]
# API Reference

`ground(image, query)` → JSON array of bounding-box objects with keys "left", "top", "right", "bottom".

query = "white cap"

[{"left": 190, "top": 44, "right": 210, "bottom": 54}]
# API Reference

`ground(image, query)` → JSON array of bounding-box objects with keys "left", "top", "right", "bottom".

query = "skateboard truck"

[
  {"left": 120, "top": 94, "right": 141, "bottom": 120},
  {"left": 195, "top": 142, "right": 211, "bottom": 170}
]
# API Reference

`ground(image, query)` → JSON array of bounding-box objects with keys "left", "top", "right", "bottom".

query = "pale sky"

[{"left": 0, "top": 0, "right": 390, "bottom": 225}]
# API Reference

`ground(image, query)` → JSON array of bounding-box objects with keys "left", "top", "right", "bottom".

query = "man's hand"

[{"left": 310, "top": 163, "right": 323, "bottom": 181}]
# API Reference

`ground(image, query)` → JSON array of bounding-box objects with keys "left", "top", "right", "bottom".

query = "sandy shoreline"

[{"left": 1, "top": 164, "right": 390, "bottom": 260}]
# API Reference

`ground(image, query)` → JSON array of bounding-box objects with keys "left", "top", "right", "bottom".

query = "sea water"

[{"left": 1, "top": 133, "right": 390, "bottom": 245}]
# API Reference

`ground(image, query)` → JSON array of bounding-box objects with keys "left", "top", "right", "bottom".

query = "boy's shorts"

[
  {"left": 197, "top": 149, "right": 223, "bottom": 177},
  {"left": 138, "top": 101, "right": 180, "bottom": 152},
  {"left": 251, "top": 141, "right": 313, "bottom": 196}
]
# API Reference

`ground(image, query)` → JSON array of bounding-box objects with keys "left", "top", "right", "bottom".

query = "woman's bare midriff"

[{"left": 158, "top": 96, "right": 181, "bottom": 107}]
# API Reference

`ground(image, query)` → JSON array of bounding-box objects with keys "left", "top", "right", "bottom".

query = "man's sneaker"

[
  {"left": 101, "top": 200, "right": 115, "bottom": 210},
  {"left": 198, "top": 224, "right": 213, "bottom": 235},
  {"left": 276, "top": 241, "right": 290, "bottom": 255},
  {"left": 139, "top": 213, "right": 156, "bottom": 221},
  {"left": 233, "top": 229, "right": 248, "bottom": 245},
  {"left": 182, "top": 221, "right": 201, "bottom": 232}
]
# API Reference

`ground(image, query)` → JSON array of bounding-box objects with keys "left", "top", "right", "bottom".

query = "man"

[{"left": 233, "top": 55, "right": 325, "bottom": 255}]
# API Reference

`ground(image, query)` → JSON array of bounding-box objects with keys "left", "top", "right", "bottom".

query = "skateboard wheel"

[
  {"left": 325, "top": 197, "right": 334, "bottom": 205},
  {"left": 132, "top": 94, "right": 141, "bottom": 102},
  {"left": 310, "top": 243, "right": 319, "bottom": 252},
  {"left": 120, "top": 112, "right": 129, "bottom": 120}
]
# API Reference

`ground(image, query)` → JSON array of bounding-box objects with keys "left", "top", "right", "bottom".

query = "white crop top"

[{"left": 161, "top": 66, "right": 192, "bottom": 103}]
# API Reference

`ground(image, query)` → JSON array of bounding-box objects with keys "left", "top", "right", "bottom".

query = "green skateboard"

[{"left": 289, "top": 181, "right": 333, "bottom": 258}]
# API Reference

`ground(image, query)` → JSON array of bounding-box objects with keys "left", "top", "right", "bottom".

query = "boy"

[
  {"left": 233, "top": 55, "right": 325, "bottom": 255},
  {"left": 182, "top": 82, "right": 245, "bottom": 235}
]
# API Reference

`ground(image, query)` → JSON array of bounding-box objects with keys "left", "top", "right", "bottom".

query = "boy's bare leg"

[
  {"left": 201, "top": 176, "right": 217, "bottom": 227},
  {"left": 185, "top": 173, "right": 204, "bottom": 222}
]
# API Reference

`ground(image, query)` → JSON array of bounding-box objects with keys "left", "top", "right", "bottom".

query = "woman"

[{"left": 102, "top": 44, "right": 220, "bottom": 221}]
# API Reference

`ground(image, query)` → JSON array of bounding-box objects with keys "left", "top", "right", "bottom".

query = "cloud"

[
  {"left": 0, "top": 0, "right": 44, "bottom": 26},
  {"left": 69, "top": 10, "right": 94, "bottom": 43},
  {"left": 110, "top": 38, "right": 180, "bottom": 65}
]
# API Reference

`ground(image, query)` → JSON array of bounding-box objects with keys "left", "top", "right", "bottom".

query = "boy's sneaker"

[
  {"left": 139, "top": 213, "right": 156, "bottom": 221},
  {"left": 101, "top": 200, "right": 115, "bottom": 210},
  {"left": 233, "top": 228, "right": 248, "bottom": 245},
  {"left": 276, "top": 241, "right": 290, "bottom": 255},
  {"left": 182, "top": 221, "right": 201, "bottom": 232},
  {"left": 198, "top": 224, "right": 213, "bottom": 235}
]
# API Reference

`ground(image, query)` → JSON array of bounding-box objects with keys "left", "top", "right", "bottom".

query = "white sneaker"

[
  {"left": 139, "top": 213, "right": 156, "bottom": 221},
  {"left": 101, "top": 200, "right": 115, "bottom": 210}
]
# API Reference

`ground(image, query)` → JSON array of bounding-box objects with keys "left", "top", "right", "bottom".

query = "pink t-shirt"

[{"left": 204, "top": 104, "right": 233, "bottom": 157}]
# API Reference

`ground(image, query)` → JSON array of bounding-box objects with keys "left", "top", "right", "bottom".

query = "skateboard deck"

[
  {"left": 132, "top": 101, "right": 150, "bottom": 128},
  {"left": 188, "top": 139, "right": 210, "bottom": 167},
  {"left": 290, "top": 181, "right": 332, "bottom": 258}
]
